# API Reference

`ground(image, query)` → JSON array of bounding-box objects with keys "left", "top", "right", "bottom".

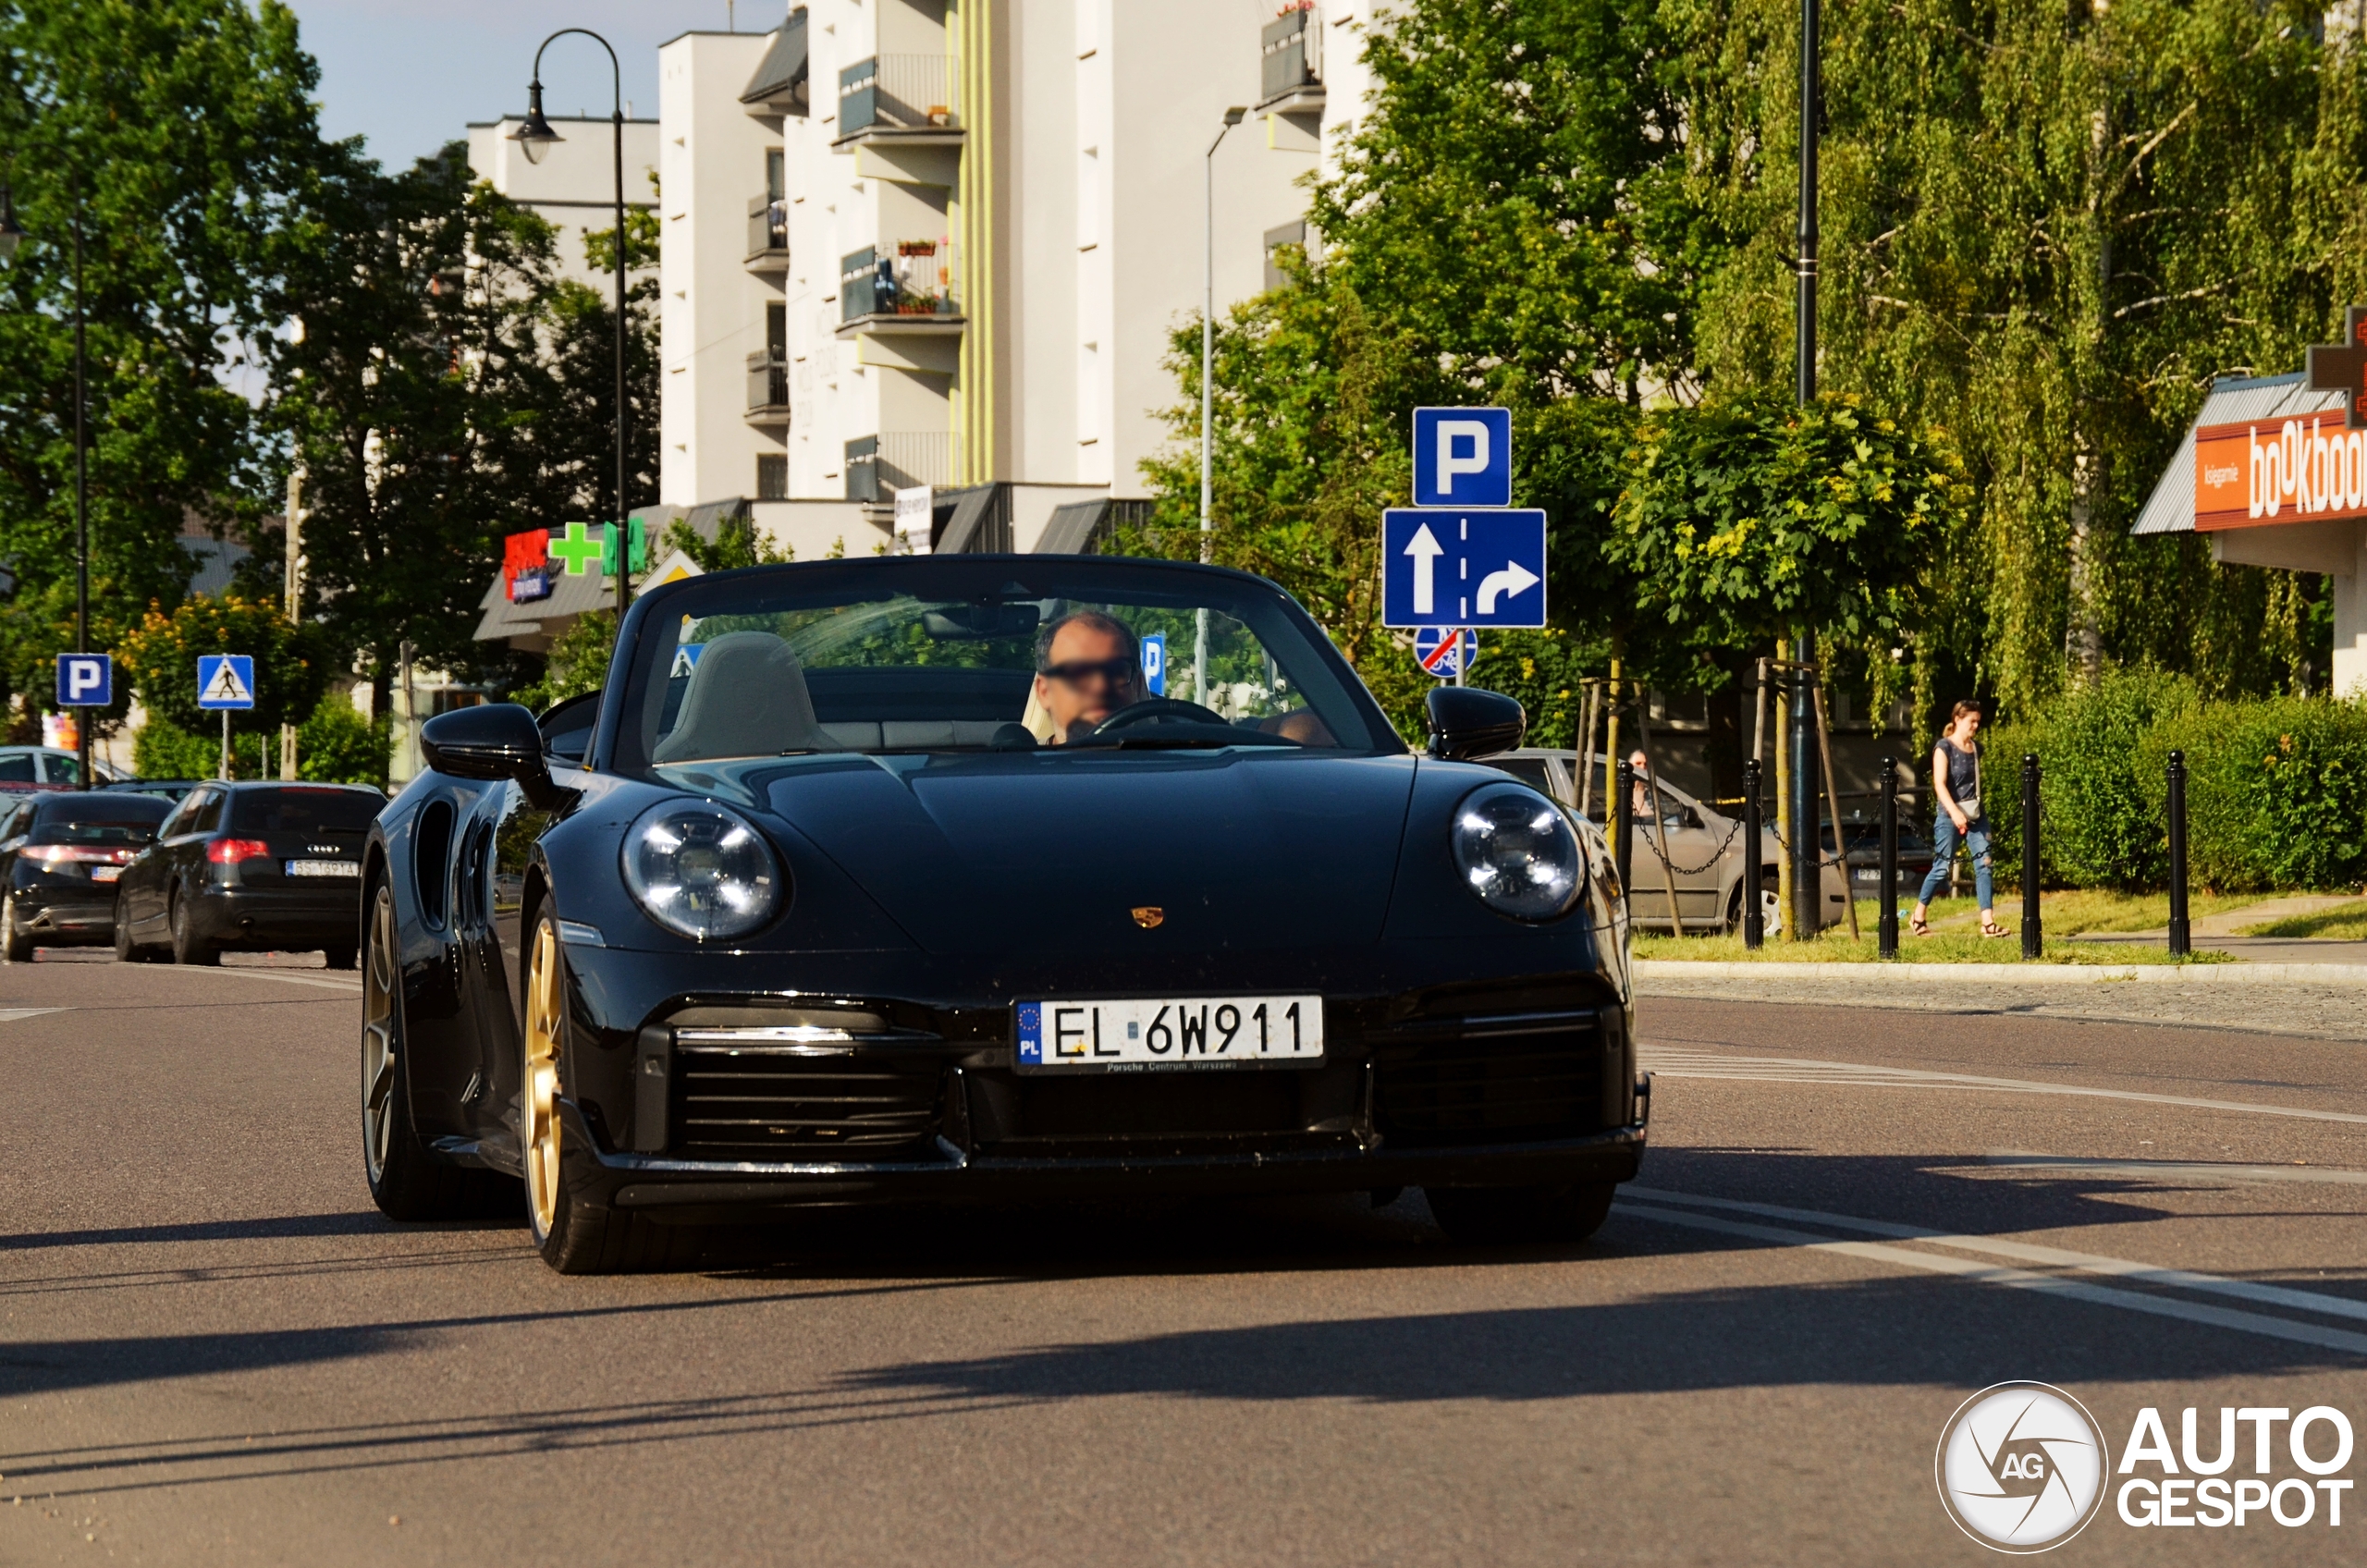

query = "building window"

[
  {"left": 766, "top": 149, "right": 785, "bottom": 203},
  {"left": 756, "top": 456, "right": 789, "bottom": 500}
]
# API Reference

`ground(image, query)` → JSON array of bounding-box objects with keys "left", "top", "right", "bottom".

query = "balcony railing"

[
  {"left": 877, "top": 431, "right": 958, "bottom": 493},
  {"left": 1259, "top": 6, "right": 1322, "bottom": 106},
  {"left": 838, "top": 55, "right": 961, "bottom": 138},
  {"left": 745, "top": 350, "right": 790, "bottom": 417},
  {"left": 746, "top": 196, "right": 788, "bottom": 262},
  {"left": 839, "top": 240, "right": 959, "bottom": 325}
]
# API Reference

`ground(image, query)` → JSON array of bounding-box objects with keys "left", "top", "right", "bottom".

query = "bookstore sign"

[{"left": 2195, "top": 307, "right": 2367, "bottom": 530}]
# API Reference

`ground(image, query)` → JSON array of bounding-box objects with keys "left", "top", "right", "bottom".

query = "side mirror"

[
  {"left": 422, "top": 704, "right": 558, "bottom": 802},
  {"left": 1425, "top": 686, "right": 1527, "bottom": 761}
]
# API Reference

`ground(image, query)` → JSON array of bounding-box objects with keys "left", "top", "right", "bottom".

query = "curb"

[{"left": 1632, "top": 960, "right": 2367, "bottom": 987}]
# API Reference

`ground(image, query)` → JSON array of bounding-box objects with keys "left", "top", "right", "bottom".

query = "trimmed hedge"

[{"left": 1976, "top": 672, "right": 2367, "bottom": 893}]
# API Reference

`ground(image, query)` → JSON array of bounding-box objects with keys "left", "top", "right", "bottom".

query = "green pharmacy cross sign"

[{"left": 548, "top": 521, "right": 607, "bottom": 576}]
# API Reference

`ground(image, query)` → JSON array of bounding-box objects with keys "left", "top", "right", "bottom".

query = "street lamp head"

[
  {"left": 0, "top": 186, "right": 22, "bottom": 263},
  {"left": 1222, "top": 105, "right": 1247, "bottom": 127},
  {"left": 509, "top": 82, "right": 564, "bottom": 166}
]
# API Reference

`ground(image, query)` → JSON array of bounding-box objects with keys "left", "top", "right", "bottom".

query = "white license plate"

[
  {"left": 92, "top": 865, "right": 122, "bottom": 883},
  {"left": 285, "top": 859, "right": 360, "bottom": 878},
  {"left": 1016, "top": 996, "right": 1323, "bottom": 1072}
]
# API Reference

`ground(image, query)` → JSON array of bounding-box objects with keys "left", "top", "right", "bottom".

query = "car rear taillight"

[
  {"left": 31, "top": 845, "right": 133, "bottom": 866},
  {"left": 207, "top": 838, "right": 272, "bottom": 864}
]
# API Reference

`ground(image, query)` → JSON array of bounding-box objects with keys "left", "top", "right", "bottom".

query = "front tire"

[
  {"left": 2, "top": 892, "right": 32, "bottom": 964},
  {"left": 1426, "top": 1182, "right": 1618, "bottom": 1246},
  {"left": 362, "top": 882, "right": 512, "bottom": 1221},
  {"left": 169, "top": 891, "right": 218, "bottom": 966},
  {"left": 523, "top": 911, "right": 698, "bottom": 1275}
]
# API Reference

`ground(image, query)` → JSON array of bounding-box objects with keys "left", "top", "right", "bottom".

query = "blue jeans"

[{"left": 1919, "top": 813, "right": 1994, "bottom": 910}]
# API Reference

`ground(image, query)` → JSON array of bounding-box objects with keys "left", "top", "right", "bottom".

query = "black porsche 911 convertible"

[{"left": 363, "top": 555, "right": 1645, "bottom": 1272}]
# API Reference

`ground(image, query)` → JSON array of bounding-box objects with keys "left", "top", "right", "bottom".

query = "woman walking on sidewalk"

[{"left": 1910, "top": 702, "right": 2009, "bottom": 938}]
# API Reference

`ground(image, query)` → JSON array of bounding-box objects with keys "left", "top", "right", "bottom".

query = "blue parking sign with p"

[
  {"left": 56, "top": 654, "right": 111, "bottom": 708},
  {"left": 1140, "top": 632, "right": 1167, "bottom": 697},
  {"left": 1413, "top": 407, "right": 1512, "bottom": 508}
]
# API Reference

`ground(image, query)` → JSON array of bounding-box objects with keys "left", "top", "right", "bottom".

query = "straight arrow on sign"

[{"left": 1404, "top": 523, "right": 1444, "bottom": 615}]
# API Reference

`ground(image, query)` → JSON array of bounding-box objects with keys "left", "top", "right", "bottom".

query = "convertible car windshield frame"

[{"left": 589, "top": 556, "right": 1403, "bottom": 776}]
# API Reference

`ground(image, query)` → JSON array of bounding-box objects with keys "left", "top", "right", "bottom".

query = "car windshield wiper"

[{"left": 1062, "top": 733, "right": 1298, "bottom": 752}]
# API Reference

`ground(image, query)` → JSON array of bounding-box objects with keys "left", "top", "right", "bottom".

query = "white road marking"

[
  {"left": 1624, "top": 1184, "right": 2367, "bottom": 1334},
  {"left": 0, "top": 1007, "right": 63, "bottom": 1023},
  {"left": 1982, "top": 1153, "right": 2367, "bottom": 1188},
  {"left": 158, "top": 966, "right": 360, "bottom": 994},
  {"left": 1615, "top": 1200, "right": 2367, "bottom": 1354},
  {"left": 1637, "top": 1045, "right": 2367, "bottom": 1126}
]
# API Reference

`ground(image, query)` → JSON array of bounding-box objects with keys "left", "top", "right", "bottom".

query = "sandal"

[
  {"left": 1909, "top": 916, "right": 1932, "bottom": 937},
  {"left": 1981, "top": 921, "right": 2012, "bottom": 938}
]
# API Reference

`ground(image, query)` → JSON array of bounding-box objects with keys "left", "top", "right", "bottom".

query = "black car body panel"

[{"left": 368, "top": 557, "right": 1645, "bottom": 1220}]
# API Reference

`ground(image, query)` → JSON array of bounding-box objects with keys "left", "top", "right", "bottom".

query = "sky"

[{"left": 281, "top": 0, "right": 779, "bottom": 167}]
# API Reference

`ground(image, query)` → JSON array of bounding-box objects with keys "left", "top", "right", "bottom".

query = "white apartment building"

[
  {"left": 467, "top": 116, "right": 662, "bottom": 293},
  {"left": 658, "top": 0, "right": 1377, "bottom": 558}
]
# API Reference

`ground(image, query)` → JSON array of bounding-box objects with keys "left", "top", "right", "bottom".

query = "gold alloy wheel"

[
  {"left": 523, "top": 917, "right": 564, "bottom": 1238},
  {"left": 361, "top": 886, "right": 399, "bottom": 1184}
]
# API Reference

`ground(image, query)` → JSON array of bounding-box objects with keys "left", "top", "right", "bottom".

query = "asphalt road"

[{"left": 3, "top": 952, "right": 2363, "bottom": 1565}]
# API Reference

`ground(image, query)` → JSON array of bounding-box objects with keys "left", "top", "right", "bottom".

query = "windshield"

[{"left": 605, "top": 557, "right": 1390, "bottom": 773}]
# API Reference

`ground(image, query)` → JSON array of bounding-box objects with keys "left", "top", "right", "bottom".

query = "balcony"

[
  {"left": 835, "top": 55, "right": 963, "bottom": 148},
  {"left": 1257, "top": 6, "right": 1325, "bottom": 116},
  {"left": 836, "top": 242, "right": 963, "bottom": 337},
  {"left": 745, "top": 350, "right": 790, "bottom": 424},
  {"left": 846, "top": 432, "right": 962, "bottom": 509},
  {"left": 746, "top": 196, "right": 789, "bottom": 274}
]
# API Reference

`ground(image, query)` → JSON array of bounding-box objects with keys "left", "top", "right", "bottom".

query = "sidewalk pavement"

[
  {"left": 1632, "top": 959, "right": 2367, "bottom": 1040},
  {"left": 2069, "top": 934, "right": 2367, "bottom": 965}
]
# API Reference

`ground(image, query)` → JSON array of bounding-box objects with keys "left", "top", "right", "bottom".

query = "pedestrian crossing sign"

[{"left": 197, "top": 654, "right": 256, "bottom": 710}]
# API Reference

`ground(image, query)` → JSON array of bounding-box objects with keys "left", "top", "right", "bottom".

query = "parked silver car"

[{"left": 1483, "top": 749, "right": 1849, "bottom": 935}]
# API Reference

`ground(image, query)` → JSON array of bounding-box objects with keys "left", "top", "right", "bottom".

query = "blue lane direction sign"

[
  {"left": 56, "top": 653, "right": 111, "bottom": 708},
  {"left": 1412, "top": 407, "right": 1512, "bottom": 508},
  {"left": 1382, "top": 508, "right": 1549, "bottom": 629},
  {"left": 1413, "top": 627, "right": 1476, "bottom": 680},
  {"left": 1139, "top": 632, "right": 1167, "bottom": 697},
  {"left": 196, "top": 654, "right": 257, "bottom": 711}
]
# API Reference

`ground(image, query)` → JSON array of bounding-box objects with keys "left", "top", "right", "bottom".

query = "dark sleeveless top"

[{"left": 1936, "top": 737, "right": 1980, "bottom": 809}]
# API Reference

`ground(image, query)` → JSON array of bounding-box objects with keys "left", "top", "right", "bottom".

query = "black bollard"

[
  {"left": 1742, "top": 758, "right": 1764, "bottom": 949},
  {"left": 2166, "top": 749, "right": 2190, "bottom": 958},
  {"left": 1879, "top": 756, "right": 1898, "bottom": 960},
  {"left": 2020, "top": 753, "right": 2042, "bottom": 960},
  {"left": 1614, "top": 759, "right": 1636, "bottom": 916}
]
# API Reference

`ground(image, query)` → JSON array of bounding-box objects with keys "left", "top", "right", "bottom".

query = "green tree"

[
  {"left": 117, "top": 592, "right": 328, "bottom": 744},
  {"left": 0, "top": 0, "right": 329, "bottom": 731},
  {"left": 1608, "top": 393, "right": 1968, "bottom": 659},
  {"left": 1672, "top": 0, "right": 2366, "bottom": 711},
  {"left": 264, "top": 142, "right": 563, "bottom": 715}
]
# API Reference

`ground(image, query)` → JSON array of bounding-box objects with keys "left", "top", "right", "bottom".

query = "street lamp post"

[
  {"left": 512, "top": 31, "right": 632, "bottom": 629},
  {"left": 1790, "top": 0, "right": 1821, "bottom": 937},
  {"left": 1196, "top": 104, "right": 1246, "bottom": 708},
  {"left": 0, "top": 172, "right": 94, "bottom": 790}
]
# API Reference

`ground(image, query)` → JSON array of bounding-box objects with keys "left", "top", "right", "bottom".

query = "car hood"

[{"left": 707, "top": 750, "right": 1418, "bottom": 958}]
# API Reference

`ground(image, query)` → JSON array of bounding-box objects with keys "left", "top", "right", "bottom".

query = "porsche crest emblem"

[{"left": 1130, "top": 906, "right": 1165, "bottom": 929}]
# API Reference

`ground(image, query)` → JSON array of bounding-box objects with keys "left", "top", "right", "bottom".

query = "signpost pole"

[
  {"left": 282, "top": 469, "right": 303, "bottom": 780},
  {"left": 220, "top": 708, "right": 230, "bottom": 782}
]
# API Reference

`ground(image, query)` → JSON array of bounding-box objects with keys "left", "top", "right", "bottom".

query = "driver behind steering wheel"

[{"left": 1029, "top": 610, "right": 1144, "bottom": 745}]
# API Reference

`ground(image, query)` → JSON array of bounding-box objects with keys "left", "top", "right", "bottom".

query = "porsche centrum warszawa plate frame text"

[{"left": 1016, "top": 996, "right": 1325, "bottom": 1073}]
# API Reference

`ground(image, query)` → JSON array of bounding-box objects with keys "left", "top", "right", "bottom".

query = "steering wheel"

[{"left": 1089, "top": 697, "right": 1230, "bottom": 735}]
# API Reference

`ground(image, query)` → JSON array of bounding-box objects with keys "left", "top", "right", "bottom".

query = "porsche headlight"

[
  {"left": 620, "top": 800, "right": 782, "bottom": 940},
  {"left": 1451, "top": 783, "right": 1583, "bottom": 921}
]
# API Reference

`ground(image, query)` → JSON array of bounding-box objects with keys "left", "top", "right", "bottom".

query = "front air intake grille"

[
  {"left": 670, "top": 1047, "right": 943, "bottom": 1159},
  {"left": 1372, "top": 1012, "right": 1604, "bottom": 1147}
]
